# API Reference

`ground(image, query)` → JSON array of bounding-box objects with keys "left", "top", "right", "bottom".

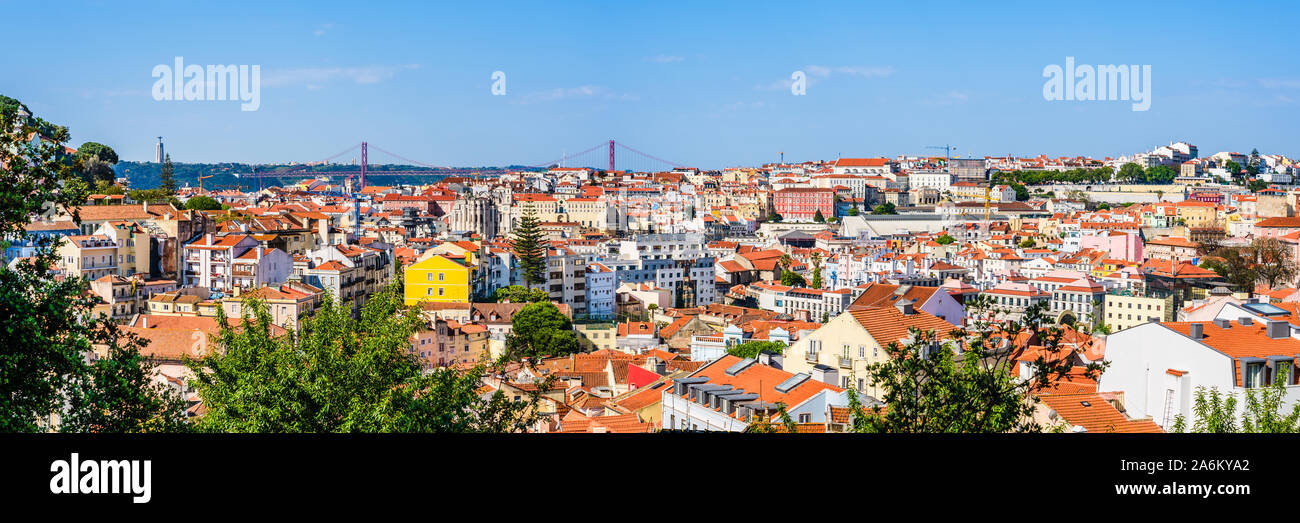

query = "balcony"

[
  {"left": 805, "top": 351, "right": 819, "bottom": 362},
  {"left": 838, "top": 356, "right": 853, "bottom": 369}
]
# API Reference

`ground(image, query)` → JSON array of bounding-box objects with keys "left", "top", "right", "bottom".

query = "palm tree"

[{"left": 778, "top": 253, "right": 793, "bottom": 279}]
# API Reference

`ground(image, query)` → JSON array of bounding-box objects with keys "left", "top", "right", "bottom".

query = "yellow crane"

[{"left": 197, "top": 174, "right": 214, "bottom": 193}]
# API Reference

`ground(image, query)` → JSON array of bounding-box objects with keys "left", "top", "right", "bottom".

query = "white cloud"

[
  {"left": 755, "top": 65, "right": 894, "bottom": 90},
  {"left": 513, "top": 85, "right": 638, "bottom": 104},
  {"left": 645, "top": 54, "right": 684, "bottom": 64},
  {"left": 313, "top": 23, "right": 334, "bottom": 37},
  {"left": 263, "top": 64, "right": 420, "bottom": 88},
  {"left": 920, "top": 90, "right": 970, "bottom": 106},
  {"left": 1260, "top": 78, "right": 1300, "bottom": 89}
]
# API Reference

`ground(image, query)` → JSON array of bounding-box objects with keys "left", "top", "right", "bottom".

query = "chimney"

[
  {"left": 1239, "top": 317, "right": 1253, "bottom": 327},
  {"left": 141, "top": 316, "right": 147, "bottom": 328},
  {"left": 1188, "top": 323, "right": 1203, "bottom": 340},
  {"left": 1213, "top": 318, "right": 1231, "bottom": 329},
  {"left": 1267, "top": 320, "right": 1289, "bottom": 340},
  {"left": 896, "top": 298, "right": 914, "bottom": 315},
  {"left": 142, "top": 200, "right": 148, "bottom": 213},
  {"left": 205, "top": 233, "right": 213, "bottom": 245},
  {"left": 810, "top": 364, "right": 839, "bottom": 386}
]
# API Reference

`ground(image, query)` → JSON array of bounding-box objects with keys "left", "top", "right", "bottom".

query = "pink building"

[{"left": 1079, "top": 231, "right": 1143, "bottom": 262}]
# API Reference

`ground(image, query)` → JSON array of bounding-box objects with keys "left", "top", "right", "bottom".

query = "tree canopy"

[
  {"left": 186, "top": 285, "right": 542, "bottom": 432},
  {"left": 503, "top": 302, "right": 580, "bottom": 360},
  {"left": 726, "top": 340, "right": 786, "bottom": 360},
  {"left": 511, "top": 204, "right": 547, "bottom": 289},
  {"left": 0, "top": 96, "right": 187, "bottom": 433},
  {"left": 846, "top": 298, "right": 1105, "bottom": 433},
  {"left": 184, "top": 195, "right": 224, "bottom": 210},
  {"left": 494, "top": 285, "right": 550, "bottom": 303}
]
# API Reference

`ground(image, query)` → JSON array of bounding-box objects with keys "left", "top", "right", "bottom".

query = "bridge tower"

[
  {"left": 360, "top": 142, "right": 368, "bottom": 191},
  {"left": 608, "top": 140, "right": 615, "bottom": 172}
]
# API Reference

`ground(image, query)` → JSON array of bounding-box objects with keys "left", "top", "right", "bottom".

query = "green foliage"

[
  {"left": 1248, "top": 179, "right": 1269, "bottom": 193},
  {"left": 811, "top": 267, "right": 823, "bottom": 289},
  {"left": 845, "top": 298, "right": 1106, "bottom": 433},
  {"left": 1173, "top": 377, "right": 1300, "bottom": 433},
  {"left": 993, "top": 166, "right": 1117, "bottom": 186},
  {"left": 158, "top": 154, "right": 177, "bottom": 194},
  {"left": 1010, "top": 183, "right": 1030, "bottom": 201},
  {"left": 494, "top": 285, "right": 550, "bottom": 303},
  {"left": 872, "top": 203, "right": 897, "bottom": 215},
  {"left": 726, "top": 340, "right": 786, "bottom": 359},
  {"left": 813, "top": 209, "right": 825, "bottom": 223},
  {"left": 187, "top": 285, "right": 543, "bottom": 432},
  {"left": 76, "top": 142, "right": 119, "bottom": 165},
  {"left": 1018, "top": 237, "right": 1036, "bottom": 248},
  {"left": 935, "top": 233, "right": 955, "bottom": 245},
  {"left": 93, "top": 179, "right": 125, "bottom": 195},
  {"left": 184, "top": 195, "right": 223, "bottom": 210},
  {"left": 1117, "top": 162, "right": 1145, "bottom": 183},
  {"left": 503, "top": 302, "right": 579, "bottom": 360},
  {"left": 1143, "top": 165, "right": 1177, "bottom": 184},
  {"left": 0, "top": 98, "right": 186, "bottom": 433},
  {"left": 511, "top": 204, "right": 547, "bottom": 289},
  {"left": 61, "top": 330, "right": 191, "bottom": 433},
  {"left": 1201, "top": 237, "right": 1297, "bottom": 290},
  {"left": 780, "top": 270, "right": 806, "bottom": 287},
  {"left": 741, "top": 404, "right": 797, "bottom": 433},
  {"left": 846, "top": 206, "right": 859, "bottom": 216},
  {"left": 128, "top": 188, "right": 180, "bottom": 207}
]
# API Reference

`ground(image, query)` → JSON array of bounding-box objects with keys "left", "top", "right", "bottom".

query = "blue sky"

[{"left": 3, "top": 0, "right": 1297, "bottom": 168}]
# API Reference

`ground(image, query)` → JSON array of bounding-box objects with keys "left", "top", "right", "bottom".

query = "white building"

[
  {"left": 1098, "top": 317, "right": 1300, "bottom": 431},
  {"left": 661, "top": 355, "right": 846, "bottom": 432},
  {"left": 584, "top": 262, "right": 616, "bottom": 319}
]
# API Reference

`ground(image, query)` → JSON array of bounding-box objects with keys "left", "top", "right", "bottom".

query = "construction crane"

[
  {"left": 196, "top": 174, "right": 214, "bottom": 194},
  {"left": 926, "top": 145, "right": 957, "bottom": 170}
]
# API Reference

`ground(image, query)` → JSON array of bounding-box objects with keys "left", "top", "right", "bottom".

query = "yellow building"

[{"left": 404, "top": 253, "right": 472, "bottom": 305}]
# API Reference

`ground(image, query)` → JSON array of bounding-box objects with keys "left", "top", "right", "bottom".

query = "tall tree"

[
  {"left": 511, "top": 203, "right": 547, "bottom": 289},
  {"left": 61, "top": 327, "right": 191, "bottom": 433},
  {"left": 1249, "top": 237, "right": 1297, "bottom": 289},
  {"left": 158, "top": 153, "right": 177, "bottom": 194},
  {"left": 187, "top": 286, "right": 543, "bottom": 432},
  {"left": 809, "top": 251, "right": 823, "bottom": 289},
  {"left": 1117, "top": 162, "right": 1144, "bottom": 183},
  {"left": 0, "top": 98, "right": 185, "bottom": 432},
  {"left": 503, "top": 302, "right": 580, "bottom": 360},
  {"left": 845, "top": 297, "right": 1105, "bottom": 433}
]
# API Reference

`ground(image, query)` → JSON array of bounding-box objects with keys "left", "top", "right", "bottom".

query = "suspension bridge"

[{"left": 232, "top": 140, "right": 688, "bottom": 190}]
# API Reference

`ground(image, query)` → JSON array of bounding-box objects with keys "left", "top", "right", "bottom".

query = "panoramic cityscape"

[{"left": 1, "top": 0, "right": 1296, "bottom": 507}]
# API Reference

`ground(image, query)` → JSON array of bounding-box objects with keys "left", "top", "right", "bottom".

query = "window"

[
  {"left": 438, "top": 288, "right": 445, "bottom": 296},
  {"left": 426, "top": 273, "right": 432, "bottom": 281},
  {"left": 1245, "top": 362, "right": 1265, "bottom": 388},
  {"left": 1276, "top": 361, "right": 1294, "bottom": 385},
  {"left": 439, "top": 272, "right": 445, "bottom": 281},
  {"left": 798, "top": 413, "right": 811, "bottom": 423}
]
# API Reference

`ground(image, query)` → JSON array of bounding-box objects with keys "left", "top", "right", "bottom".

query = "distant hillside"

[{"left": 114, "top": 162, "right": 533, "bottom": 191}]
